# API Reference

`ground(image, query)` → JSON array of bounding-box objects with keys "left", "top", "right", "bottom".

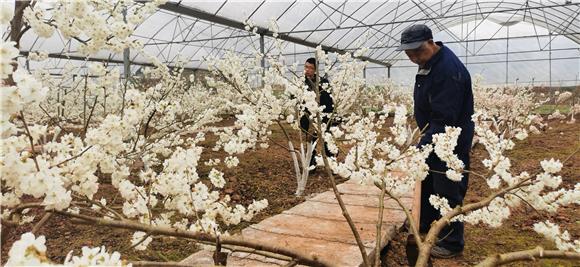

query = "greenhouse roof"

[{"left": 19, "top": 0, "right": 580, "bottom": 86}]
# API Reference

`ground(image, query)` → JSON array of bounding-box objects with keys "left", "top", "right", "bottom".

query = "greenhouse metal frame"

[{"left": 17, "top": 0, "right": 580, "bottom": 87}]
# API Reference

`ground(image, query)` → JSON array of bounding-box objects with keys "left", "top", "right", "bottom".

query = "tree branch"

[
  {"left": 374, "top": 180, "right": 387, "bottom": 267},
  {"left": 19, "top": 111, "right": 41, "bottom": 171},
  {"left": 50, "top": 210, "right": 333, "bottom": 267},
  {"left": 130, "top": 261, "right": 192, "bottom": 267},
  {"left": 50, "top": 145, "right": 93, "bottom": 168},
  {"left": 476, "top": 247, "right": 580, "bottom": 267},
  {"left": 83, "top": 96, "right": 99, "bottom": 137},
  {"left": 312, "top": 54, "right": 370, "bottom": 267},
  {"left": 31, "top": 213, "right": 52, "bottom": 235}
]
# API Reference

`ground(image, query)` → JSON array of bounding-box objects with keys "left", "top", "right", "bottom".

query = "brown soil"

[
  {"left": 1, "top": 119, "right": 578, "bottom": 266},
  {"left": 0, "top": 118, "right": 336, "bottom": 264},
  {"left": 384, "top": 120, "right": 580, "bottom": 267}
]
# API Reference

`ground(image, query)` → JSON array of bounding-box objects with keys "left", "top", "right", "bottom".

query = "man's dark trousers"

[{"left": 420, "top": 153, "right": 469, "bottom": 252}]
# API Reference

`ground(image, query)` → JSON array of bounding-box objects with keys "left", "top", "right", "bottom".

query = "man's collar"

[{"left": 422, "top": 41, "right": 444, "bottom": 69}]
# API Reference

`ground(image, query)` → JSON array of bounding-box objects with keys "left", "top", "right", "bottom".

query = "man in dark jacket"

[
  {"left": 397, "top": 24, "right": 474, "bottom": 258},
  {"left": 300, "top": 57, "right": 335, "bottom": 168}
]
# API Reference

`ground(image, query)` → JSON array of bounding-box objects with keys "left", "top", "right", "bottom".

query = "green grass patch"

[{"left": 534, "top": 104, "right": 571, "bottom": 115}]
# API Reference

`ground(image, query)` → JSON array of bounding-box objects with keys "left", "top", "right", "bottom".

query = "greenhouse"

[
  {"left": 2, "top": 1, "right": 579, "bottom": 266},
  {"left": 18, "top": 1, "right": 580, "bottom": 87}
]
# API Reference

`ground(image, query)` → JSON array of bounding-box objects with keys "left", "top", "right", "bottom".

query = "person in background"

[{"left": 300, "top": 57, "right": 335, "bottom": 170}]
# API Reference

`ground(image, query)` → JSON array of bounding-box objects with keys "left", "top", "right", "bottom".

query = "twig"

[
  {"left": 83, "top": 96, "right": 99, "bottom": 136},
  {"left": 19, "top": 111, "right": 41, "bottom": 171},
  {"left": 9, "top": 202, "right": 45, "bottom": 214},
  {"left": 124, "top": 231, "right": 151, "bottom": 250},
  {"left": 382, "top": 184, "right": 422, "bottom": 247},
  {"left": 507, "top": 191, "right": 546, "bottom": 218},
  {"left": 142, "top": 109, "right": 157, "bottom": 138},
  {"left": 193, "top": 239, "right": 296, "bottom": 263},
  {"left": 73, "top": 193, "right": 124, "bottom": 220},
  {"left": 284, "top": 259, "right": 299, "bottom": 267},
  {"left": 476, "top": 247, "right": 580, "bottom": 267},
  {"left": 31, "top": 213, "right": 52, "bottom": 235},
  {"left": 374, "top": 180, "right": 387, "bottom": 267},
  {"left": 38, "top": 104, "right": 67, "bottom": 134},
  {"left": 428, "top": 169, "right": 486, "bottom": 179},
  {"left": 50, "top": 145, "right": 93, "bottom": 168},
  {"left": 312, "top": 54, "right": 370, "bottom": 267},
  {"left": 130, "top": 261, "right": 191, "bottom": 267},
  {"left": 50, "top": 210, "right": 332, "bottom": 267}
]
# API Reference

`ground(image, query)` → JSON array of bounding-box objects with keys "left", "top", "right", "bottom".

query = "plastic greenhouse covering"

[{"left": 14, "top": 0, "right": 580, "bottom": 87}]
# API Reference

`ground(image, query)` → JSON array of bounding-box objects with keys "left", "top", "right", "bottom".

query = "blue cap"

[{"left": 396, "top": 24, "right": 433, "bottom": 51}]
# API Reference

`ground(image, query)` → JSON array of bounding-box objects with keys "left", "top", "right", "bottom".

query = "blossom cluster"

[
  {"left": 534, "top": 221, "right": 580, "bottom": 252},
  {"left": 319, "top": 105, "right": 434, "bottom": 198},
  {"left": 6, "top": 232, "right": 129, "bottom": 266},
  {"left": 23, "top": 0, "right": 166, "bottom": 55},
  {"left": 472, "top": 75, "right": 547, "bottom": 141},
  {"left": 2, "top": 2, "right": 271, "bottom": 257},
  {"left": 0, "top": 41, "right": 19, "bottom": 79},
  {"left": 432, "top": 126, "right": 464, "bottom": 181}
]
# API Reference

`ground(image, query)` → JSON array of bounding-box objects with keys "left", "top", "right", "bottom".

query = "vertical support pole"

[
  {"left": 549, "top": 32, "right": 552, "bottom": 88},
  {"left": 123, "top": 8, "right": 130, "bottom": 81},
  {"left": 293, "top": 43, "right": 296, "bottom": 65},
  {"left": 260, "top": 33, "right": 265, "bottom": 87},
  {"left": 465, "top": 21, "right": 469, "bottom": 66},
  {"left": 363, "top": 65, "right": 366, "bottom": 79},
  {"left": 506, "top": 26, "right": 509, "bottom": 85},
  {"left": 462, "top": 2, "right": 467, "bottom": 65},
  {"left": 122, "top": 7, "right": 130, "bottom": 116},
  {"left": 387, "top": 66, "right": 391, "bottom": 79},
  {"left": 123, "top": 47, "right": 130, "bottom": 80}
]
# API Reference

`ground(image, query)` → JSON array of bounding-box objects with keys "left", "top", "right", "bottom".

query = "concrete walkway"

[{"left": 181, "top": 180, "right": 413, "bottom": 266}]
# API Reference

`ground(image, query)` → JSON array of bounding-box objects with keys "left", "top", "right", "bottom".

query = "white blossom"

[
  {"left": 555, "top": 91, "right": 572, "bottom": 104},
  {"left": 534, "top": 221, "right": 580, "bottom": 252},
  {"left": 5, "top": 233, "right": 49, "bottom": 266},
  {"left": 224, "top": 156, "right": 239, "bottom": 168},
  {"left": 432, "top": 126, "right": 465, "bottom": 177},
  {"left": 130, "top": 231, "right": 153, "bottom": 251},
  {"left": 209, "top": 168, "right": 226, "bottom": 188},
  {"left": 540, "top": 158, "right": 563, "bottom": 174}
]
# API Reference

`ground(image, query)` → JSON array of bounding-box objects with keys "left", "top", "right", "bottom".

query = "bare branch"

[
  {"left": 50, "top": 210, "right": 333, "bottom": 267},
  {"left": 83, "top": 96, "right": 99, "bottom": 136},
  {"left": 50, "top": 145, "right": 93, "bottom": 168},
  {"left": 130, "top": 261, "right": 192, "bottom": 267},
  {"left": 31, "top": 213, "right": 52, "bottom": 235},
  {"left": 19, "top": 111, "right": 41, "bottom": 171},
  {"left": 476, "top": 247, "right": 580, "bottom": 267},
  {"left": 374, "top": 180, "right": 387, "bottom": 267},
  {"left": 312, "top": 53, "right": 370, "bottom": 267}
]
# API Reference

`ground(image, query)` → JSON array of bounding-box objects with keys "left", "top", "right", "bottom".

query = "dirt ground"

[
  {"left": 1, "top": 119, "right": 578, "bottom": 266},
  {"left": 0, "top": 118, "right": 336, "bottom": 263},
  {"left": 384, "top": 120, "right": 580, "bottom": 267}
]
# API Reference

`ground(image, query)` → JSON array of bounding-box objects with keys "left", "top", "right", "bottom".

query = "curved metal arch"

[
  {"left": 433, "top": 1, "right": 580, "bottom": 43},
  {"left": 22, "top": 1, "right": 580, "bottom": 72},
  {"left": 317, "top": 0, "right": 579, "bottom": 56},
  {"left": 365, "top": 1, "right": 580, "bottom": 63}
]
